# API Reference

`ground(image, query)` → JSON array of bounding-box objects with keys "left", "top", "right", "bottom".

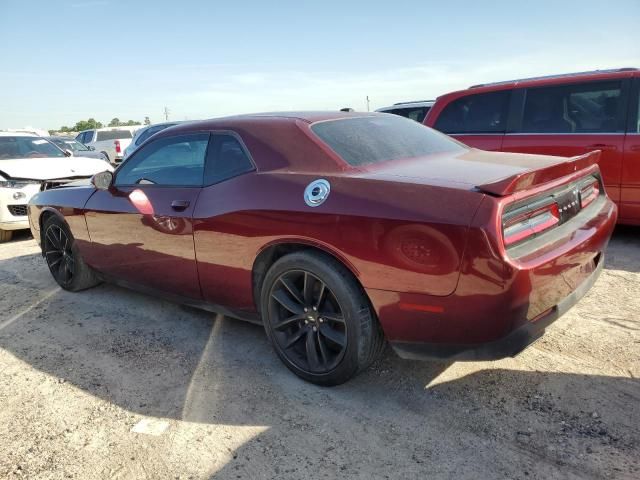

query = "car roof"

[
  {"left": 0, "top": 131, "right": 36, "bottom": 137},
  {"left": 153, "top": 111, "right": 384, "bottom": 173},
  {"left": 468, "top": 67, "right": 638, "bottom": 89}
]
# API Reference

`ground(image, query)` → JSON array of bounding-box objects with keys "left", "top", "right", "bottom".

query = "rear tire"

[
  {"left": 42, "top": 216, "right": 101, "bottom": 291},
  {"left": 0, "top": 229, "right": 13, "bottom": 243},
  {"left": 260, "top": 250, "right": 384, "bottom": 386}
]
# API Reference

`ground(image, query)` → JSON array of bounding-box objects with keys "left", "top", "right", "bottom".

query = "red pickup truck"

[{"left": 424, "top": 68, "right": 640, "bottom": 225}]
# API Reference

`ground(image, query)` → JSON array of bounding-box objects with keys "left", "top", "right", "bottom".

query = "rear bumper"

[
  {"left": 390, "top": 254, "right": 603, "bottom": 361},
  {"left": 366, "top": 194, "right": 617, "bottom": 361}
]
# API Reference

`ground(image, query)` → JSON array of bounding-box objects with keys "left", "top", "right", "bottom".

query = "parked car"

[
  {"left": 75, "top": 127, "right": 137, "bottom": 165},
  {"left": 376, "top": 100, "right": 434, "bottom": 122},
  {"left": 123, "top": 121, "right": 186, "bottom": 160},
  {"left": 0, "top": 132, "right": 113, "bottom": 242},
  {"left": 28, "top": 112, "right": 616, "bottom": 385},
  {"left": 424, "top": 68, "right": 640, "bottom": 225},
  {"left": 47, "top": 136, "right": 111, "bottom": 163}
]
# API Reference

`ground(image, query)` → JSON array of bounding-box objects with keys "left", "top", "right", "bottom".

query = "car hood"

[
  {"left": 358, "top": 148, "right": 588, "bottom": 193},
  {"left": 0, "top": 156, "right": 113, "bottom": 181}
]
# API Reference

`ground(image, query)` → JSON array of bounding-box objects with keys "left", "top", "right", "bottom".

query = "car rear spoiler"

[{"left": 475, "top": 150, "right": 601, "bottom": 196}]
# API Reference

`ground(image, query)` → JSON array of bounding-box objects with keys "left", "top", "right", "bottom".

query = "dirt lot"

[{"left": 0, "top": 228, "right": 638, "bottom": 479}]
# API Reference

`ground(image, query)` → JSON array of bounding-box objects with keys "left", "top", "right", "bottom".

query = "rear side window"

[
  {"left": 434, "top": 91, "right": 510, "bottom": 134},
  {"left": 204, "top": 134, "right": 254, "bottom": 185},
  {"left": 311, "top": 115, "right": 464, "bottom": 167},
  {"left": 521, "top": 81, "right": 623, "bottom": 133},
  {"left": 96, "top": 130, "right": 133, "bottom": 141}
]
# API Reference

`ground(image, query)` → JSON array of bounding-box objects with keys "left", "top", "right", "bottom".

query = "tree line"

[{"left": 52, "top": 116, "right": 151, "bottom": 134}]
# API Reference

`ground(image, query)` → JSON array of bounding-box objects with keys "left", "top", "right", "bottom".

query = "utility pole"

[
  {"left": 163, "top": 106, "right": 170, "bottom": 121},
  {"left": 366, "top": 96, "right": 370, "bottom": 112}
]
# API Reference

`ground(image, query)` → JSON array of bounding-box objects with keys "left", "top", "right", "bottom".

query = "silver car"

[{"left": 47, "top": 137, "right": 111, "bottom": 164}]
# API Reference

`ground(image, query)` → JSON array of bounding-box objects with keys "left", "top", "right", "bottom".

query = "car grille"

[
  {"left": 7, "top": 204, "right": 27, "bottom": 217},
  {"left": 40, "top": 177, "right": 90, "bottom": 191}
]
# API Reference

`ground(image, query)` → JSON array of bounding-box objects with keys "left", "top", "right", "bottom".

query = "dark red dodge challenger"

[{"left": 28, "top": 112, "right": 617, "bottom": 385}]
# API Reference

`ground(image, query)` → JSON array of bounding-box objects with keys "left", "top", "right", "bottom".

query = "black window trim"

[
  {"left": 507, "top": 78, "right": 631, "bottom": 135},
  {"left": 113, "top": 129, "right": 256, "bottom": 189}
]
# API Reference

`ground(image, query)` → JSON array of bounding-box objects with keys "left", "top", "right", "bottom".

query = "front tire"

[
  {"left": 260, "top": 250, "right": 384, "bottom": 386},
  {"left": 42, "top": 216, "right": 101, "bottom": 291}
]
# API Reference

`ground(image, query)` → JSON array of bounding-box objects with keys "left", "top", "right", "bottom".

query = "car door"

[
  {"left": 192, "top": 133, "right": 256, "bottom": 310},
  {"left": 501, "top": 79, "right": 629, "bottom": 205},
  {"left": 430, "top": 90, "right": 510, "bottom": 151},
  {"left": 621, "top": 77, "right": 640, "bottom": 224},
  {"left": 83, "top": 132, "right": 210, "bottom": 298}
]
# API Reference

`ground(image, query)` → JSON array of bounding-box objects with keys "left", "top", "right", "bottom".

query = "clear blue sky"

[{"left": 0, "top": 0, "right": 638, "bottom": 130}]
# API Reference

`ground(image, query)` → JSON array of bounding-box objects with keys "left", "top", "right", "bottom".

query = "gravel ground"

[{"left": 0, "top": 228, "right": 638, "bottom": 480}]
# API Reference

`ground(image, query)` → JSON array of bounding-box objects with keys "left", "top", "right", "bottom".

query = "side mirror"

[
  {"left": 91, "top": 171, "right": 114, "bottom": 191},
  {"left": 63, "top": 149, "right": 73, "bottom": 157},
  {"left": 88, "top": 146, "right": 96, "bottom": 151}
]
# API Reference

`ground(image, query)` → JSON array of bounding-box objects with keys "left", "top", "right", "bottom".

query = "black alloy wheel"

[
  {"left": 268, "top": 270, "right": 347, "bottom": 374},
  {"left": 42, "top": 216, "right": 101, "bottom": 292},
  {"left": 44, "top": 223, "right": 75, "bottom": 288},
  {"left": 261, "top": 251, "right": 385, "bottom": 386}
]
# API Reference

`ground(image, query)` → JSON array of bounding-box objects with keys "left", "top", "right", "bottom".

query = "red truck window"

[{"left": 434, "top": 90, "right": 510, "bottom": 134}]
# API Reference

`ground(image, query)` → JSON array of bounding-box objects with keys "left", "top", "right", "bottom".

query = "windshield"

[
  {"left": 310, "top": 115, "right": 465, "bottom": 167},
  {"left": 50, "top": 138, "right": 88, "bottom": 152},
  {"left": 96, "top": 130, "right": 133, "bottom": 141},
  {"left": 0, "top": 136, "right": 65, "bottom": 159}
]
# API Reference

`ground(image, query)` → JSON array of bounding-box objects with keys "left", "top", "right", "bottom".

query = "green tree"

[
  {"left": 108, "top": 117, "right": 121, "bottom": 127},
  {"left": 73, "top": 118, "right": 103, "bottom": 131},
  {"left": 125, "top": 120, "right": 141, "bottom": 126}
]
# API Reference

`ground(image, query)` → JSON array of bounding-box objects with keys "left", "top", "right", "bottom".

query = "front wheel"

[
  {"left": 42, "top": 216, "right": 101, "bottom": 291},
  {"left": 260, "top": 250, "right": 384, "bottom": 386}
]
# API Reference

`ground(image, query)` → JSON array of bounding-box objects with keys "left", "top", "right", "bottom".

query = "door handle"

[
  {"left": 170, "top": 200, "right": 190, "bottom": 211},
  {"left": 588, "top": 144, "right": 617, "bottom": 151}
]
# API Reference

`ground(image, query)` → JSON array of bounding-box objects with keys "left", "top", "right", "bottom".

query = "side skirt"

[{"left": 95, "top": 272, "right": 262, "bottom": 325}]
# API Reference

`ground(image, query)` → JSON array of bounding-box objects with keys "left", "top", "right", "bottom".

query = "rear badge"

[{"left": 304, "top": 179, "right": 330, "bottom": 207}]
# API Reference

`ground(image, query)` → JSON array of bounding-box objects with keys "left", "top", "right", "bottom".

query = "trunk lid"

[{"left": 358, "top": 148, "right": 601, "bottom": 194}]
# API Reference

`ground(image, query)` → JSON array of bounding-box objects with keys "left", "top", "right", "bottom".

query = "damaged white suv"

[{"left": 0, "top": 132, "right": 113, "bottom": 242}]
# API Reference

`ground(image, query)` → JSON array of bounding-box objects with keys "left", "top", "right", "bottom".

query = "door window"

[
  {"left": 521, "top": 81, "right": 623, "bottom": 133},
  {"left": 434, "top": 91, "right": 510, "bottom": 134},
  {"left": 204, "top": 134, "right": 254, "bottom": 185},
  {"left": 115, "top": 133, "right": 209, "bottom": 186}
]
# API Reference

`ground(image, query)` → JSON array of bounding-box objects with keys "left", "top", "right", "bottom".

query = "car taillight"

[
  {"left": 579, "top": 180, "right": 600, "bottom": 208},
  {"left": 503, "top": 202, "right": 560, "bottom": 247},
  {"left": 114, "top": 140, "right": 121, "bottom": 153}
]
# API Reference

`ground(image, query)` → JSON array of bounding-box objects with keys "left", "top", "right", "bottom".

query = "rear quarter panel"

[{"left": 193, "top": 171, "right": 484, "bottom": 312}]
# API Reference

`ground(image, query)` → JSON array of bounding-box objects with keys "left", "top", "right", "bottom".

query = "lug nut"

[
  {"left": 304, "top": 307, "right": 308, "bottom": 312},
  {"left": 318, "top": 318, "right": 323, "bottom": 323},
  {"left": 312, "top": 306, "right": 317, "bottom": 311},
  {"left": 312, "top": 326, "right": 317, "bottom": 332},
  {"left": 305, "top": 320, "right": 308, "bottom": 324}
]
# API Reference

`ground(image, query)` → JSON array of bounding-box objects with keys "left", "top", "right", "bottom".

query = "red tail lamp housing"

[
  {"left": 579, "top": 180, "right": 600, "bottom": 209},
  {"left": 503, "top": 202, "right": 560, "bottom": 247},
  {"left": 114, "top": 140, "right": 121, "bottom": 154}
]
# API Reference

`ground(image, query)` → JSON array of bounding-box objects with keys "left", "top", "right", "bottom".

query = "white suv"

[
  {"left": 76, "top": 127, "right": 138, "bottom": 165},
  {"left": 0, "top": 132, "right": 113, "bottom": 242}
]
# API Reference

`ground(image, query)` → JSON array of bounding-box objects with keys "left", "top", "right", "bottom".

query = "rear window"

[
  {"left": 311, "top": 115, "right": 464, "bottom": 166},
  {"left": 96, "top": 130, "right": 133, "bottom": 141},
  {"left": 384, "top": 107, "right": 431, "bottom": 123}
]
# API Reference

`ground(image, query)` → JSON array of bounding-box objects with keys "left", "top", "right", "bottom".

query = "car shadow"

[
  {"left": 605, "top": 225, "right": 640, "bottom": 273},
  {"left": 1, "top": 252, "right": 638, "bottom": 478}
]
